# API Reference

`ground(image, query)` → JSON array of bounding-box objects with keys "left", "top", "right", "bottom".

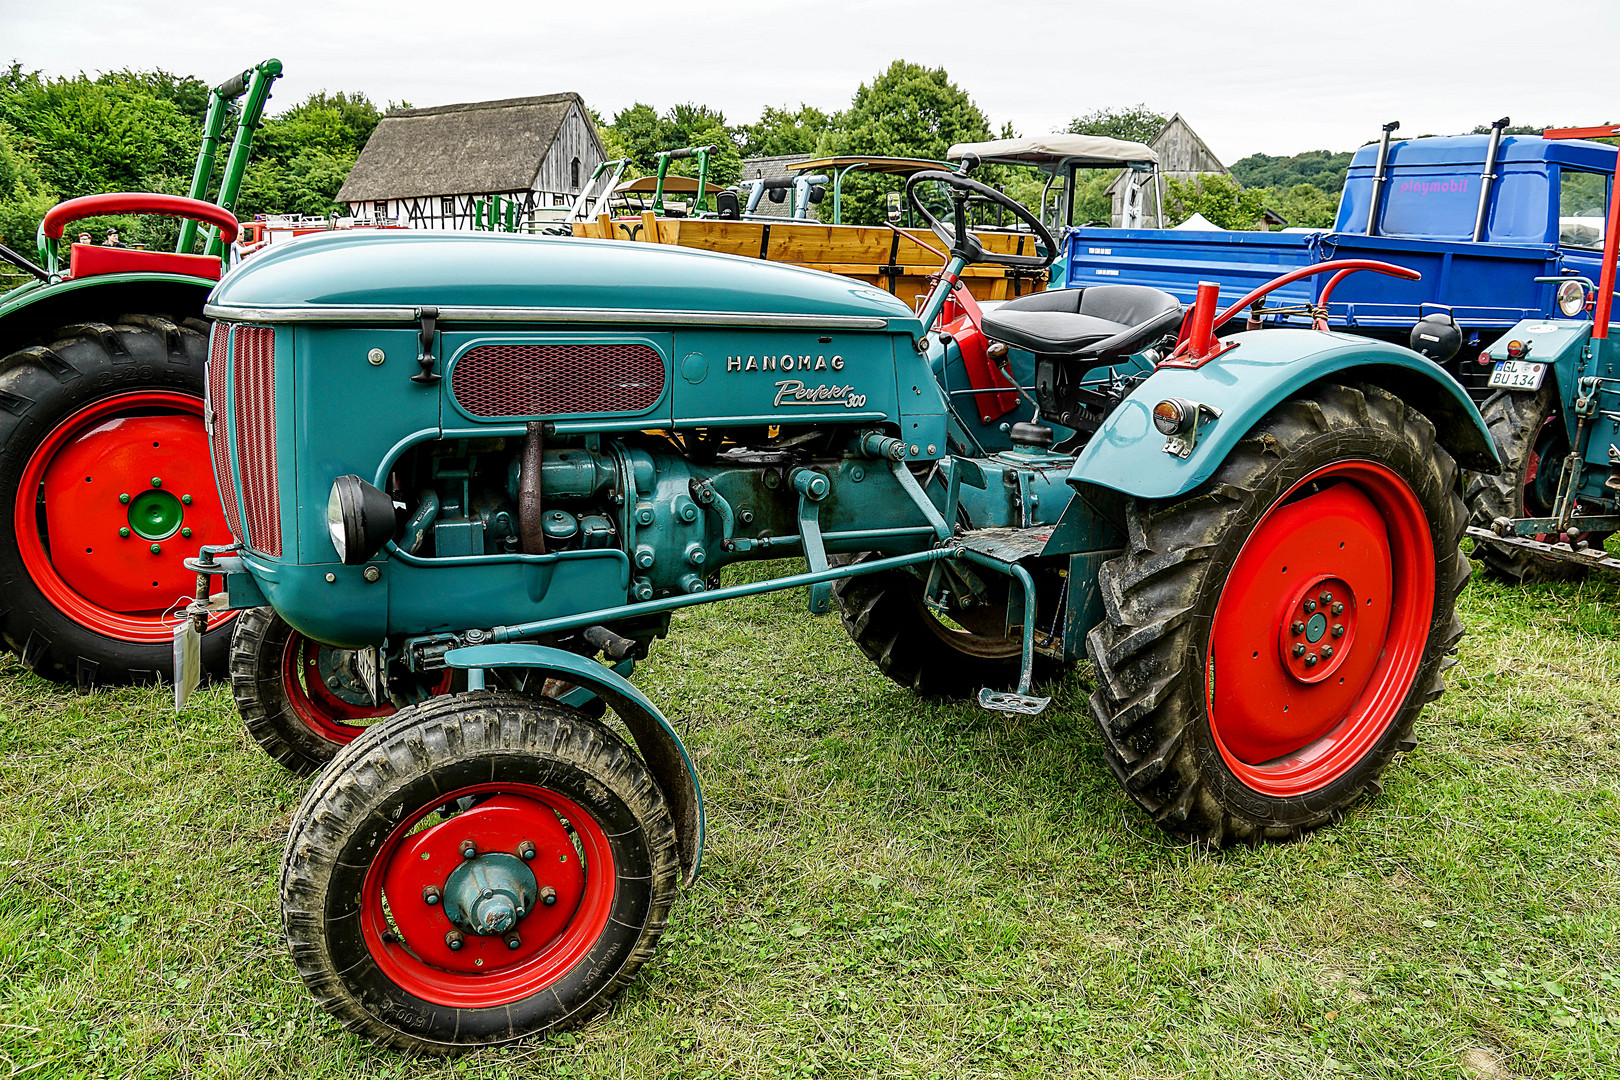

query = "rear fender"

[
  {"left": 443, "top": 642, "right": 704, "bottom": 885},
  {"left": 1068, "top": 329, "right": 1499, "bottom": 501}
]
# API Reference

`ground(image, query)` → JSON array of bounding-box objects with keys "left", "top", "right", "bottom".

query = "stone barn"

[{"left": 337, "top": 92, "right": 605, "bottom": 230}]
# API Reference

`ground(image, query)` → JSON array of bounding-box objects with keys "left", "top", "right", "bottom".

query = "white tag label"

[
  {"left": 1094, "top": 268, "right": 1119, "bottom": 276},
  {"left": 173, "top": 619, "right": 201, "bottom": 710}
]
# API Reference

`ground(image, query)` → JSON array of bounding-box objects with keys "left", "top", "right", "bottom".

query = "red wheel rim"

[
  {"left": 360, "top": 782, "right": 616, "bottom": 1008},
  {"left": 1206, "top": 460, "right": 1435, "bottom": 797},
  {"left": 279, "top": 633, "right": 451, "bottom": 745},
  {"left": 14, "top": 391, "right": 235, "bottom": 643}
]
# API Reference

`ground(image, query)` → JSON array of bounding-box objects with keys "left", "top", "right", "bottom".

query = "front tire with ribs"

[
  {"left": 1464, "top": 383, "right": 1587, "bottom": 583},
  {"left": 0, "top": 316, "right": 235, "bottom": 688},
  {"left": 281, "top": 691, "right": 680, "bottom": 1054},
  {"left": 1086, "top": 383, "right": 1468, "bottom": 846},
  {"left": 231, "top": 606, "right": 453, "bottom": 776}
]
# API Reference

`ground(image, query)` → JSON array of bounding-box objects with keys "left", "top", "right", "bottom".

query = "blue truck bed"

[{"left": 1058, "top": 133, "right": 1616, "bottom": 398}]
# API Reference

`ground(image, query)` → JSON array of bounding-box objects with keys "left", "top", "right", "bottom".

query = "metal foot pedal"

[{"left": 977, "top": 687, "right": 1052, "bottom": 715}]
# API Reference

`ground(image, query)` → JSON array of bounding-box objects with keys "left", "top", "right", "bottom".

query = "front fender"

[
  {"left": 443, "top": 642, "right": 704, "bottom": 885},
  {"left": 1069, "top": 329, "right": 1499, "bottom": 500}
]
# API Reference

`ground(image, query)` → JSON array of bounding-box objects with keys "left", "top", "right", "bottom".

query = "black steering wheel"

[{"left": 904, "top": 164, "right": 1055, "bottom": 270}]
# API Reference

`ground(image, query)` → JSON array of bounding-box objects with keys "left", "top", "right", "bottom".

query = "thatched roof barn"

[{"left": 338, "top": 93, "right": 605, "bottom": 230}]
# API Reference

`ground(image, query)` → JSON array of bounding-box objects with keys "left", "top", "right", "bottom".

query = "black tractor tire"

[
  {"left": 230, "top": 606, "right": 457, "bottom": 776},
  {"left": 831, "top": 552, "right": 1060, "bottom": 698},
  {"left": 1086, "top": 383, "right": 1469, "bottom": 847},
  {"left": 0, "top": 316, "right": 232, "bottom": 689},
  {"left": 281, "top": 691, "right": 680, "bottom": 1054},
  {"left": 1464, "top": 383, "right": 1588, "bottom": 583}
]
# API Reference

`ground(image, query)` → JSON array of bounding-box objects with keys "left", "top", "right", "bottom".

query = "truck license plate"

[{"left": 1487, "top": 360, "right": 1547, "bottom": 390}]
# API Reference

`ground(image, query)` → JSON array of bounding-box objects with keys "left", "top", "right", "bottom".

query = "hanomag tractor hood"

[{"left": 206, "top": 230, "right": 924, "bottom": 331}]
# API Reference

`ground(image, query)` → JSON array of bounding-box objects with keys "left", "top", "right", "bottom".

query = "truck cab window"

[{"left": 1559, "top": 169, "right": 1608, "bottom": 249}]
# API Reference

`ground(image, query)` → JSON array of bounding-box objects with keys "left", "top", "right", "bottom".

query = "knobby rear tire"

[{"left": 1085, "top": 383, "right": 1468, "bottom": 847}]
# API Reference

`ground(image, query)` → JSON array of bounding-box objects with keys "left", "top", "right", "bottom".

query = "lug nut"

[
  {"left": 1290, "top": 621, "right": 1305, "bottom": 635},
  {"left": 151, "top": 477, "right": 162, "bottom": 488},
  {"left": 504, "top": 933, "right": 522, "bottom": 950},
  {"left": 1320, "top": 645, "right": 1333, "bottom": 658},
  {"left": 1332, "top": 624, "right": 1345, "bottom": 638},
  {"left": 459, "top": 840, "right": 477, "bottom": 860},
  {"left": 445, "top": 930, "right": 465, "bottom": 951},
  {"left": 181, "top": 527, "right": 192, "bottom": 538},
  {"left": 326, "top": 676, "right": 342, "bottom": 689},
  {"left": 1319, "top": 591, "right": 1333, "bottom": 604},
  {"left": 119, "top": 492, "right": 131, "bottom": 504},
  {"left": 517, "top": 840, "right": 537, "bottom": 861},
  {"left": 539, "top": 886, "right": 558, "bottom": 907},
  {"left": 1304, "top": 654, "right": 1318, "bottom": 667},
  {"left": 422, "top": 886, "right": 441, "bottom": 906},
  {"left": 1331, "top": 602, "right": 1344, "bottom": 615},
  {"left": 181, "top": 494, "right": 192, "bottom": 505},
  {"left": 150, "top": 543, "right": 162, "bottom": 554},
  {"left": 1303, "top": 599, "right": 1316, "bottom": 613},
  {"left": 1292, "top": 643, "right": 1305, "bottom": 657},
  {"left": 119, "top": 527, "right": 130, "bottom": 538}
]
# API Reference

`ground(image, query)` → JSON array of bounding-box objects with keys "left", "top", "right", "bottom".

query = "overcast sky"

[{"left": 4, "top": 0, "right": 1618, "bottom": 163}]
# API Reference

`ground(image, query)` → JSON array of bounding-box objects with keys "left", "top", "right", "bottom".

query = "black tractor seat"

[{"left": 981, "top": 284, "right": 1184, "bottom": 360}]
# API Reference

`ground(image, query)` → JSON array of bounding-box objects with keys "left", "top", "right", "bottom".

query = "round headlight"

[
  {"left": 1556, "top": 279, "right": 1587, "bottom": 318},
  {"left": 1152, "top": 398, "right": 1195, "bottom": 435},
  {"left": 327, "top": 475, "right": 397, "bottom": 565}
]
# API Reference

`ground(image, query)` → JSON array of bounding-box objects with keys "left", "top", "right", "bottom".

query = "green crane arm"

[{"left": 176, "top": 58, "right": 283, "bottom": 258}]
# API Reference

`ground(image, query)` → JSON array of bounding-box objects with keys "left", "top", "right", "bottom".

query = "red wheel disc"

[
  {"left": 1207, "top": 461, "right": 1435, "bottom": 797},
  {"left": 361, "top": 783, "right": 615, "bottom": 1008},
  {"left": 279, "top": 633, "right": 452, "bottom": 745},
  {"left": 15, "top": 391, "right": 235, "bottom": 643}
]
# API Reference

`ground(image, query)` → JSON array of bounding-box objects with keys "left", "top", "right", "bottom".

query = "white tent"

[{"left": 1172, "top": 212, "right": 1220, "bottom": 231}]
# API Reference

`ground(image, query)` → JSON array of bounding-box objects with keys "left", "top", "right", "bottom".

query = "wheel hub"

[
  {"left": 1278, "top": 575, "right": 1356, "bottom": 684},
  {"left": 443, "top": 852, "right": 537, "bottom": 936},
  {"left": 378, "top": 794, "right": 586, "bottom": 976},
  {"left": 127, "top": 487, "right": 184, "bottom": 541}
]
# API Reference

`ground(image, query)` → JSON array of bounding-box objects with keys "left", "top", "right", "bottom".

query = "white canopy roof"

[
  {"left": 947, "top": 134, "right": 1157, "bottom": 167},
  {"left": 1172, "top": 212, "right": 1219, "bottom": 231}
]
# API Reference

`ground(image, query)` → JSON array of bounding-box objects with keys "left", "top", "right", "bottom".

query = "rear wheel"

[
  {"left": 0, "top": 317, "right": 235, "bottom": 688},
  {"left": 1086, "top": 384, "right": 1468, "bottom": 846},
  {"left": 230, "top": 606, "right": 452, "bottom": 775},
  {"left": 1465, "top": 383, "right": 1590, "bottom": 583},
  {"left": 831, "top": 553, "right": 1059, "bottom": 698},
  {"left": 281, "top": 691, "right": 680, "bottom": 1053}
]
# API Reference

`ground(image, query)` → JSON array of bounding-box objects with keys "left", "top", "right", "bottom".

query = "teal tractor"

[
  {"left": 189, "top": 163, "right": 1497, "bottom": 1052},
  {"left": 1465, "top": 124, "right": 1620, "bottom": 581},
  {"left": 0, "top": 59, "right": 280, "bottom": 689}
]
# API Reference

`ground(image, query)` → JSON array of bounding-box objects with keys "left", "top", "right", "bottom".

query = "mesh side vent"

[
  {"left": 205, "top": 325, "right": 244, "bottom": 543},
  {"left": 451, "top": 343, "right": 665, "bottom": 418},
  {"left": 232, "top": 326, "right": 281, "bottom": 558}
]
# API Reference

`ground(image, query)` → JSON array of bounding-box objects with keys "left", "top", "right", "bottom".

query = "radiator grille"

[
  {"left": 205, "top": 325, "right": 244, "bottom": 543},
  {"left": 231, "top": 326, "right": 281, "bottom": 557},
  {"left": 451, "top": 343, "right": 665, "bottom": 418}
]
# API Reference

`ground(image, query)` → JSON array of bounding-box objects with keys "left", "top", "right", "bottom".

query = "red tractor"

[{"left": 0, "top": 59, "right": 280, "bottom": 689}]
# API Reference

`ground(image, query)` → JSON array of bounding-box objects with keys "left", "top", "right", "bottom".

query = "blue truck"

[{"left": 1035, "top": 123, "right": 1616, "bottom": 401}]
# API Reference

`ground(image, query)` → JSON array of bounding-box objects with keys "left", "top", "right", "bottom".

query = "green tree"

[
  {"left": 0, "top": 120, "right": 57, "bottom": 254},
  {"left": 1066, "top": 105, "right": 1168, "bottom": 145},
  {"left": 833, "top": 60, "right": 993, "bottom": 225},
  {"left": 1258, "top": 182, "right": 1338, "bottom": 229},
  {"left": 1230, "top": 150, "right": 1354, "bottom": 194},
  {"left": 235, "top": 91, "right": 387, "bottom": 219},
  {"left": 737, "top": 104, "right": 832, "bottom": 158},
  {"left": 603, "top": 101, "right": 741, "bottom": 189},
  {"left": 1163, "top": 173, "right": 1267, "bottom": 230}
]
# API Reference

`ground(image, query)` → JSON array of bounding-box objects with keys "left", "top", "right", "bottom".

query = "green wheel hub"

[{"left": 128, "top": 488, "right": 184, "bottom": 541}]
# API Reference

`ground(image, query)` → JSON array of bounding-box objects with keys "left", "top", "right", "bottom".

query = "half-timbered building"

[{"left": 337, "top": 93, "right": 605, "bottom": 230}]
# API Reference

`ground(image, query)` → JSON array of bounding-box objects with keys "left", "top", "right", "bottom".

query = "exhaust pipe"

[
  {"left": 518, "top": 421, "right": 546, "bottom": 555},
  {"left": 1473, "top": 117, "right": 1510, "bottom": 242},
  {"left": 1365, "top": 121, "right": 1400, "bottom": 236}
]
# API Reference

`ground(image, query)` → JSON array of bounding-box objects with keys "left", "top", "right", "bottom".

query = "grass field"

[{"left": 2, "top": 557, "right": 1618, "bottom": 1079}]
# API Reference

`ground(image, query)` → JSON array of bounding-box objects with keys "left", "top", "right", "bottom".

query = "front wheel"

[
  {"left": 1086, "top": 383, "right": 1468, "bottom": 846},
  {"left": 230, "top": 607, "right": 453, "bottom": 775},
  {"left": 281, "top": 692, "right": 681, "bottom": 1054}
]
